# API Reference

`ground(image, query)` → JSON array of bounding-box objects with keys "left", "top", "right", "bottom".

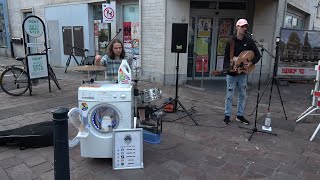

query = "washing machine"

[{"left": 68, "top": 81, "right": 133, "bottom": 158}]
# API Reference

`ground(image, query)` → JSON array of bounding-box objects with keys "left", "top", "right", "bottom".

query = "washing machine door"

[
  {"left": 89, "top": 104, "right": 122, "bottom": 134},
  {"left": 68, "top": 107, "right": 90, "bottom": 148}
]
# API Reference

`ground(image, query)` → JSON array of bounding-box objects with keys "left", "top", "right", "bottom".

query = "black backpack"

[{"left": 0, "top": 121, "right": 54, "bottom": 150}]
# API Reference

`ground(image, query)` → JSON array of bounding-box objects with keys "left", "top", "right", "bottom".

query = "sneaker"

[
  {"left": 236, "top": 116, "right": 250, "bottom": 125},
  {"left": 223, "top": 116, "right": 231, "bottom": 125}
]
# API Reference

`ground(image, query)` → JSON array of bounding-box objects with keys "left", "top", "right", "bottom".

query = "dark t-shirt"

[{"left": 223, "top": 34, "right": 262, "bottom": 76}]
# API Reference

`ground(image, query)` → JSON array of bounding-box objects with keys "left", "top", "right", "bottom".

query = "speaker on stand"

[{"left": 165, "top": 23, "right": 198, "bottom": 125}]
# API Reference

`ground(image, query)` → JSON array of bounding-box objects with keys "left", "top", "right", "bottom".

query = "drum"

[{"left": 140, "top": 88, "right": 162, "bottom": 103}]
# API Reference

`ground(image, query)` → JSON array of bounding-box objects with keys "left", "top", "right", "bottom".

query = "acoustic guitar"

[{"left": 211, "top": 50, "right": 255, "bottom": 76}]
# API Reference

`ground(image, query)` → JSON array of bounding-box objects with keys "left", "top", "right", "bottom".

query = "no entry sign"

[{"left": 102, "top": 2, "right": 116, "bottom": 23}]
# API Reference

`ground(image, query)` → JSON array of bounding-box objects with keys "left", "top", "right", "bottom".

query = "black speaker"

[{"left": 171, "top": 23, "right": 188, "bottom": 53}]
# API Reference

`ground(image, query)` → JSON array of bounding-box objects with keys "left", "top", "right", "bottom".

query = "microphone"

[{"left": 245, "top": 31, "right": 253, "bottom": 36}]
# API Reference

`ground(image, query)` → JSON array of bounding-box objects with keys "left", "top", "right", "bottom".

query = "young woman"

[{"left": 95, "top": 39, "right": 127, "bottom": 82}]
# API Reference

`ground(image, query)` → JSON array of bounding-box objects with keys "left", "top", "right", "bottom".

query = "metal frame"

[{"left": 112, "top": 128, "right": 143, "bottom": 170}]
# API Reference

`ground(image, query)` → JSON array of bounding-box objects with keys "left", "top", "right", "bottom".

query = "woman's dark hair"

[{"left": 107, "top": 39, "right": 125, "bottom": 59}]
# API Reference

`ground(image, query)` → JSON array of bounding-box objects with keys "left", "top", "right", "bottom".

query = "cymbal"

[{"left": 70, "top": 65, "right": 105, "bottom": 72}]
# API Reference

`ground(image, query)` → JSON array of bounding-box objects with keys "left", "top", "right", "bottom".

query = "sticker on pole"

[
  {"left": 23, "top": 16, "right": 44, "bottom": 38},
  {"left": 102, "top": 2, "right": 116, "bottom": 23}
]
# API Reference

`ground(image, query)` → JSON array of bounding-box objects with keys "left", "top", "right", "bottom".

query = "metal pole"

[
  {"left": 201, "top": 58, "right": 204, "bottom": 89},
  {"left": 52, "top": 107, "right": 70, "bottom": 180},
  {"left": 107, "top": 0, "right": 111, "bottom": 43}
]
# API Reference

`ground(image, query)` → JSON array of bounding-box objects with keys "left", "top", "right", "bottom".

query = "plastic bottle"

[
  {"left": 264, "top": 111, "right": 272, "bottom": 129},
  {"left": 118, "top": 59, "right": 132, "bottom": 85}
]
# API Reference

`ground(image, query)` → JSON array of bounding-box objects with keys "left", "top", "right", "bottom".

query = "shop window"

[
  {"left": 0, "top": 4, "right": 7, "bottom": 47},
  {"left": 123, "top": 4, "right": 139, "bottom": 60},
  {"left": 285, "top": 13, "right": 305, "bottom": 29}
]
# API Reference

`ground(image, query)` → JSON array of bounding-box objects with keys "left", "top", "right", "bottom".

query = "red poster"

[
  {"left": 123, "top": 22, "right": 131, "bottom": 43},
  {"left": 196, "top": 55, "right": 208, "bottom": 72}
]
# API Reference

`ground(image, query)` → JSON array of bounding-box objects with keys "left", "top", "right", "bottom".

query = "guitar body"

[
  {"left": 211, "top": 50, "right": 255, "bottom": 76},
  {"left": 232, "top": 50, "right": 255, "bottom": 74}
]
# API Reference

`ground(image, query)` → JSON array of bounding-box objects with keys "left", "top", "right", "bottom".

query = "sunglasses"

[{"left": 239, "top": 25, "right": 248, "bottom": 28}]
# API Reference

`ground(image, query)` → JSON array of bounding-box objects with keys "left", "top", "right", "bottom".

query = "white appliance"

[{"left": 68, "top": 82, "right": 133, "bottom": 158}]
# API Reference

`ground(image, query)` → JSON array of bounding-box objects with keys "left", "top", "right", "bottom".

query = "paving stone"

[
  {"left": 0, "top": 167, "right": 10, "bottom": 180},
  {"left": 14, "top": 148, "right": 39, "bottom": 159},
  {"left": 247, "top": 156, "right": 281, "bottom": 169},
  {"left": 241, "top": 171, "right": 267, "bottom": 179},
  {"left": 31, "top": 162, "right": 54, "bottom": 176},
  {"left": 78, "top": 158, "right": 110, "bottom": 175},
  {"left": 38, "top": 170, "right": 54, "bottom": 180},
  {"left": 24, "top": 155, "right": 47, "bottom": 167},
  {"left": 0, "top": 157, "right": 23, "bottom": 169},
  {"left": 6, "top": 163, "right": 33, "bottom": 180},
  {"left": 160, "top": 159, "right": 187, "bottom": 174},
  {"left": 271, "top": 171, "right": 302, "bottom": 180},
  {"left": 221, "top": 163, "right": 246, "bottom": 176},
  {"left": 179, "top": 166, "right": 207, "bottom": 180},
  {"left": 70, "top": 166, "right": 91, "bottom": 180},
  {"left": 74, "top": 172, "right": 97, "bottom": 180},
  {"left": 0, "top": 150, "right": 15, "bottom": 161},
  {"left": 247, "top": 162, "right": 275, "bottom": 176}
]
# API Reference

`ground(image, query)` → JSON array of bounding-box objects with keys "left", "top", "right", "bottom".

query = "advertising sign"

[
  {"left": 27, "top": 54, "right": 48, "bottom": 79},
  {"left": 279, "top": 28, "right": 319, "bottom": 79},
  {"left": 23, "top": 16, "right": 44, "bottom": 38}
]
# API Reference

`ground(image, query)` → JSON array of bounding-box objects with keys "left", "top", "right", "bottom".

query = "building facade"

[{"left": 1, "top": 0, "right": 320, "bottom": 85}]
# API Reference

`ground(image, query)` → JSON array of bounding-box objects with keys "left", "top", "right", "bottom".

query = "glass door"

[
  {"left": 215, "top": 18, "right": 234, "bottom": 72},
  {"left": 187, "top": 17, "right": 215, "bottom": 79}
]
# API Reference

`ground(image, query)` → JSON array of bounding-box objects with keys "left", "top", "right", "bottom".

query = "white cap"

[{"left": 236, "top": 19, "right": 248, "bottom": 26}]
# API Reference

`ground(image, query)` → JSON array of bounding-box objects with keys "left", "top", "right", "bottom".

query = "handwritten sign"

[
  {"left": 27, "top": 54, "right": 48, "bottom": 79},
  {"left": 24, "top": 16, "right": 44, "bottom": 38}
]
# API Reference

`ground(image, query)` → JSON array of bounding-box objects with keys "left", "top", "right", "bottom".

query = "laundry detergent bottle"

[{"left": 118, "top": 59, "right": 132, "bottom": 85}]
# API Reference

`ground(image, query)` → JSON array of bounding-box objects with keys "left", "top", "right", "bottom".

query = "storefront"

[
  {"left": 44, "top": 0, "right": 140, "bottom": 67},
  {"left": 0, "top": 0, "right": 10, "bottom": 56},
  {"left": 187, "top": 1, "right": 251, "bottom": 80}
]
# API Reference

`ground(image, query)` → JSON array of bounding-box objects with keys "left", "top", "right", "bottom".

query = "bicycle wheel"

[
  {"left": 0, "top": 67, "right": 29, "bottom": 96},
  {"left": 49, "top": 66, "right": 61, "bottom": 90}
]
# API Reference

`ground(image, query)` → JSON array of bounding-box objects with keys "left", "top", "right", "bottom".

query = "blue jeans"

[{"left": 225, "top": 74, "right": 247, "bottom": 117}]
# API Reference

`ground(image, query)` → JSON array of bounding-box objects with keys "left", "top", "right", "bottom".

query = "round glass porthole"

[{"left": 90, "top": 104, "right": 121, "bottom": 133}]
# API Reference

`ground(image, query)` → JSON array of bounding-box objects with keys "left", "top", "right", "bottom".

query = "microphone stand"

[
  {"left": 238, "top": 33, "right": 276, "bottom": 141},
  {"left": 105, "top": 29, "right": 122, "bottom": 48}
]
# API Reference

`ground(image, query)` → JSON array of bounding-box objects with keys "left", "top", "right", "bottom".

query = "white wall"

[
  {"left": 45, "top": 3, "right": 90, "bottom": 67},
  {"left": 164, "top": 0, "right": 190, "bottom": 85},
  {"left": 251, "top": 0, "right": 279, "bottom": 83}
]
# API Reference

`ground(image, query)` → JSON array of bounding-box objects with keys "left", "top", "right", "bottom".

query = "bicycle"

[
  {"left": 0, "top": 54, "right": 61, "bottom": 96},
  {"left": 64, "top": 45, "right": 95, "bottom": 73}
]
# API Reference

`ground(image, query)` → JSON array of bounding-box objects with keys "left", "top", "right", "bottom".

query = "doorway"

[{"left": 188, "top": 17, "right": 215, "bottom": 79}]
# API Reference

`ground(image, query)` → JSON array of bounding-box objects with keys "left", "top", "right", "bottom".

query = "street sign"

[{"left": 102, "top": 2, "right": 116, "bottom": 23}]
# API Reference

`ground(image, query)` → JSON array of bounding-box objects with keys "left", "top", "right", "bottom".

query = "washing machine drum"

[{"left": 90, "top": 104, "right": 121, "bottom": 133}]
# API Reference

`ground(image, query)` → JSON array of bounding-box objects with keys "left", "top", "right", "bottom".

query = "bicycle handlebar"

[{"left": 66, "top": 44, "right": 89, "bottom": 52}]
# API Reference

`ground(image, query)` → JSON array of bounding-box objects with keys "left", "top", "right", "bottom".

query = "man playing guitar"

[{"left": 219, "top": 19, "right": 261, "bottom": 125}]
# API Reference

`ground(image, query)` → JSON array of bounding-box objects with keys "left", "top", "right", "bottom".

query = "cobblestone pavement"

[{"left": 0, "top": 56, "right": 320, "bottom": 180}]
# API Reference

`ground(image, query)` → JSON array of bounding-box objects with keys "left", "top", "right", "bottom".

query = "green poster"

[{"left": 196, "top": 38, "right": 208, "bottom": 56}]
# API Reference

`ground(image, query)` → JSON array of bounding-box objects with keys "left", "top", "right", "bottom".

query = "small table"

[{"left": 70, "top": 65, "right": 106, "bottom": 79}]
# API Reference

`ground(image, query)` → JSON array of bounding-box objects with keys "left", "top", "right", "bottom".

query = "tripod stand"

[
  {"left": 153, "top": 53, "right": 199, "bottom": 126},
  {"left": 249, "top": 37, "right": 288, "bottom": 120},
  {"left": 239, "top": 36, "right": 277, "bottom": 141}
]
